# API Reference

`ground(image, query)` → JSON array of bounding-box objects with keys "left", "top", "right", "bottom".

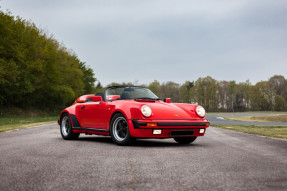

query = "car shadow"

[
  {"left": 77, "top": 136, "right": 205, "bottom": 148},
  {"left": 78, "top": 136, "right": 114, "bottom": 145},
  {"left": 134, "top": 139, "right": 204, "bottom": 148}
]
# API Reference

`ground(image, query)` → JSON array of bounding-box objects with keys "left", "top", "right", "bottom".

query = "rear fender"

[{"left": 59, "top": 106, "right": 77, "bottom": 127}]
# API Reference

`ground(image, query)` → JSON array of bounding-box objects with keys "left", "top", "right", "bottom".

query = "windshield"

[{"left": 105, "top": 86, "right": 159, "bottom": 101}]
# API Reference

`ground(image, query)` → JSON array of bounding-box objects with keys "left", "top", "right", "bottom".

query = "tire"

[
  {"left": 110, "top": 113, "right": 135, "bottom": 146},
  {"left": 173, "top": 137, "right": 197, "bottom": 144},
  {"left": 60, "top": 113, "right": 80, "bottom": 140}
]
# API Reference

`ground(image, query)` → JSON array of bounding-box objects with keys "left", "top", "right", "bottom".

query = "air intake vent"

[{"left": 170, "top": 130, "right": 194, "bottom": 136}]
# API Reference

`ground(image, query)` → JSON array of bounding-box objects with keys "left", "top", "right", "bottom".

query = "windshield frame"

[{"left": 104, "top": 86, "right": 160, "bottom": 101}]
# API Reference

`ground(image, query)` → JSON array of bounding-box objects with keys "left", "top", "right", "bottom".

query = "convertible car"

[{"left": 59, "top": 86, "right": 209, "bottom": 145}]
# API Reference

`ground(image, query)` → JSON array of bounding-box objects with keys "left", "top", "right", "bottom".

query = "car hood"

[{"left": 136, "top": 101, "right": 200, "bottom": 120}]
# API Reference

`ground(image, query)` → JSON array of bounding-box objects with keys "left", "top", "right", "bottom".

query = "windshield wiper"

[{"left": 135, "top": 97, "right": 161, "bottom": 100}]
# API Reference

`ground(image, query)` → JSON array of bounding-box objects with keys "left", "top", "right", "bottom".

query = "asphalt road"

[
  {"left": 0, "top": 124, "right": 287, "bottom": 191},
  {"left": 206, "top": 113, "right": 287, "bottom": 126}
]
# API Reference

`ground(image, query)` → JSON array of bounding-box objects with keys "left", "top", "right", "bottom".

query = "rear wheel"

[
  {"left": 60, "top": 113, "right": 80, "bottom": 140},
  {"left": 173, "top": 137, "right": 197, "bottom": 144},
  {"left": 110, "top": 113, "right": 134, "bottom": 146}
]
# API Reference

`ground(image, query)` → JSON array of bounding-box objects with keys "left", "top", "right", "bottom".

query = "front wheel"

[
  {"left": 173, "top": 137, "right": 197, "bottom": 144},
  {"left": 110, "top": 113, "right": 135, "bottom": 146},
  {"left": 60, "top": 113, "right": 80, "bottom": 140}
]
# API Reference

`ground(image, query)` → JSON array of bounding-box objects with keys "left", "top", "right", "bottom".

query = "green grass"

[
  {"left": 208, "top": 111, "right": 287, "bottom": 115},
  {"left": 225, "top": 115, "right": 287, "bottom": 123},
  {"left": 214, "top": 125, "right": 287, "bottom": 139},
  {"left": 0, "top": 115, "right": 58, "bottom": 132}
]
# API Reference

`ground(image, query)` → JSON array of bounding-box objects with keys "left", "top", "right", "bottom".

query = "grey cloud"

[{"left": 1, "top": 0, "right": 286, "bottom": 85}]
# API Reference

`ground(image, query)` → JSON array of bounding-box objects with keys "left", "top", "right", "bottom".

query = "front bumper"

[{"left": 129, "top": 119, "right": 209, "bottom": 138}]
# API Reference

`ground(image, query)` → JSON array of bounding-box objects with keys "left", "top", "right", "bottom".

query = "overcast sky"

[{"left": 1, "top": 0, "right": 287, "bottom": 86}]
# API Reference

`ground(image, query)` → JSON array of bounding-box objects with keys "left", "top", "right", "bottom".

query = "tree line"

[
  {"left": 0, "top": 11, "right": 96, "bottom": 112},
  {"left": 1, "top": 11, "right": 286, "bottom": 113},
  {"left": 105, "top": 75, "right": 287, "bottom": 112}
]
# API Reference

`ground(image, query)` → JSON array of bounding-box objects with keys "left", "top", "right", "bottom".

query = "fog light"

[
  {"left": 153, "top": 129, "right": 162, "bottom": 135},
  {"left": 199, "top": 129, "right": 205, "bottom": 134}
]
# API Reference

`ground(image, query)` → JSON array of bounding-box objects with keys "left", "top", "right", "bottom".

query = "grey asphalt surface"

[
  {"left": 1, "top": 123, "right": 287, "bottom": 191},
  {"left": 206, "top": 113, "right": 287, "bottom": 126}
]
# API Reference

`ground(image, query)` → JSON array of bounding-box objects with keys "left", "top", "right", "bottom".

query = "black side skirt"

[{"left": 72, "top": 127, "right": 109, "bottom": 133}]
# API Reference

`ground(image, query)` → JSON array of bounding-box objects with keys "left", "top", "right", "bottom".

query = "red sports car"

[{"left": 59, "top": 86, "right": 209, "bottom": 145}]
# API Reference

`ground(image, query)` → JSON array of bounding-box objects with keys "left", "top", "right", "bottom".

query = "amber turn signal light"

[{"left": 147, "top": 122, "right": 157, "bottom": 127}]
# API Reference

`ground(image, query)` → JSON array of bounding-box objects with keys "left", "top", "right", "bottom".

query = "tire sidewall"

[
  {"left": 110, "top": 113, "right": 133, "bottom": 145},
  {"left": 60, "top": 113, "right": 79, "bottom": 140}
]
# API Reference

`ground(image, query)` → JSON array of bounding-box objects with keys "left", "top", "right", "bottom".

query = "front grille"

[{"left": 170, "top": 130, "right": 194, "bottom": 136}]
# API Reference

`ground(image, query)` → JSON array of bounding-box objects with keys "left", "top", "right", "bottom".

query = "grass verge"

[
  {"left": 214, "top": 125, "right": 287, "bottom": 139},
  {"left": 225, "top": 115, "right": 287, "bottom": 122},
  {"left": 208, "top": 111, "right": 287, "bottom": 114},
  {"left": 0, "top": 116, "right": 58, "bottom": 132}
]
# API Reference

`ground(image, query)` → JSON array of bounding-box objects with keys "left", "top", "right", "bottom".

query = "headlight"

[
  {"left": 195, "top": 105, "right": 206, "bottom": 117},
  {"left": 141, "top": 105, "right": 152, "bottom": 117}
]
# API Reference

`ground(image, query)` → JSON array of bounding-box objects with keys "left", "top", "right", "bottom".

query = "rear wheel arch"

[
  {"left": 60, "top": 112, "right": 73, "bottom": 127},
  {"left": 60, "top": 112, "right": 79, "bottom": 140}
]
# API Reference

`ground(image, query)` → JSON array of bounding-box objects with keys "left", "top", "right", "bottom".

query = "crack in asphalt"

[{"left": 127, "top": 160, "right": 139, "bottom": 191}]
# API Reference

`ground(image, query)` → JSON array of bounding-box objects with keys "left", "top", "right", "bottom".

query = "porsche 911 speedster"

[{"left": 59, "top": 86, "right": 209, "bottom": 145}]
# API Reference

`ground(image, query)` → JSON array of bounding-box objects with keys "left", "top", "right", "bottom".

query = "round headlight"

[
  {"left": 195, "top": 105, "right": 206, "bottom": 117},
  {"left": 141, "top": 105, "right": 152, "bottom": 117}
]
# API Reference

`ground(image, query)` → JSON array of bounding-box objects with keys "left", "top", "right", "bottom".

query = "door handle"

[{"left": 81, "top": 106, "right": 85, "bottom": 109}]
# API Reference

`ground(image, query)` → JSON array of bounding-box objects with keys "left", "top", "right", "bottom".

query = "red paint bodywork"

[{"left": 59, "top": 95, "right": 209, "bottom": 139}]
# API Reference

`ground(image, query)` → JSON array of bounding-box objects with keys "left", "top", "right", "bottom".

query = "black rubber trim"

[
  {"left": 70, "top": 114, "right": 81, "bottom": 127},
  {"left": 157, "top": 123, "right": 207, "bottom": 127},
  {"left": 170, "top": 130, "right": 194, "bottom": 136},
  {"left": 132, "top": 119, "right": 207, "bottom": 129},
  {"left": 72, "top": 127, "right": 109, "bottom": 132},
  {"left": 132, "top": 119, "right": 147, "bottom": 129}
]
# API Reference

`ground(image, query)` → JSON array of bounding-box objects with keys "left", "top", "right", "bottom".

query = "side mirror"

[
  {"left": 164, "top": 98, "right": 171, "bottom": 103},
  {"left": 91, "top": 96, "right": 103, "bottom": 102}
]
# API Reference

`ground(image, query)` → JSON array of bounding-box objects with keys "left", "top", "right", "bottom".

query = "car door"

[{"left": 76, "top": 101, "right": 109, "bottom": 129}]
